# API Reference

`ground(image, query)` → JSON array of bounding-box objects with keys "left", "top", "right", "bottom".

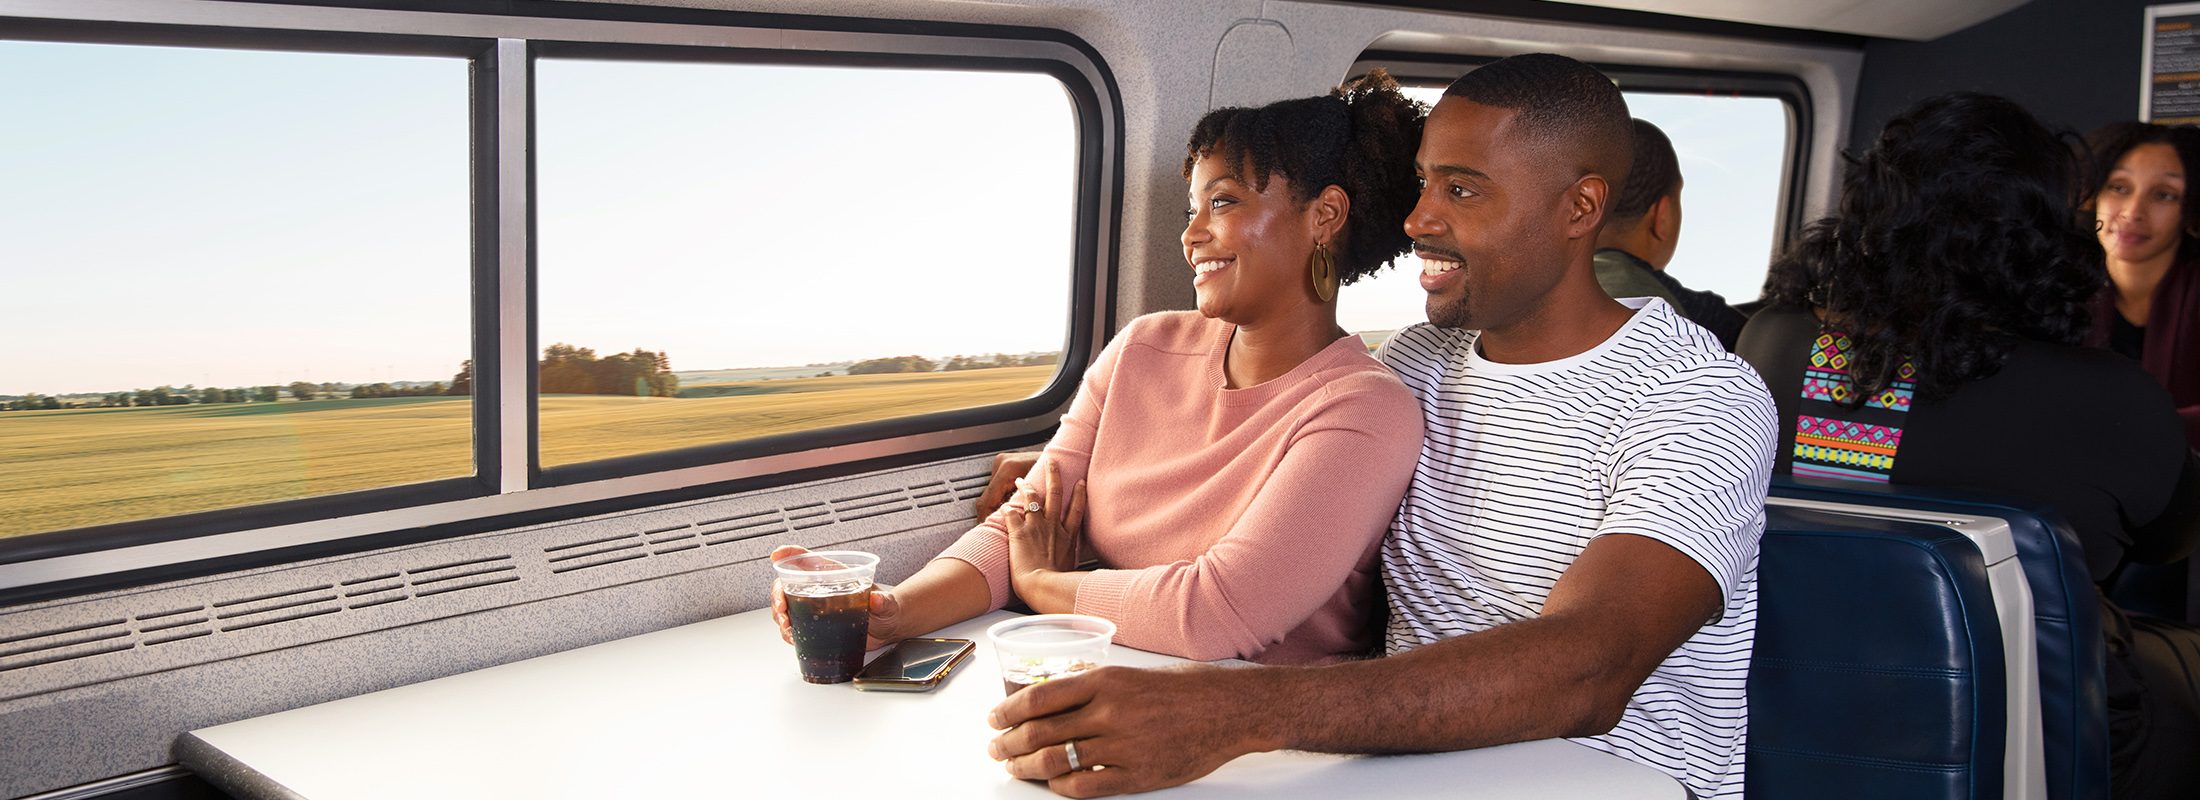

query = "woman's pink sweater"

[{"left": 938, "top": 311, "right": 1423, "bottom": 664}]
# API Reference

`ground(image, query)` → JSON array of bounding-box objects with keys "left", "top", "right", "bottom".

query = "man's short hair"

[
  {"left": 1610, "top": 118, "right": 1679, "bottom": 222},
  {"left": 1443, "top": 53, "right": 1632, "bottom": 186}
]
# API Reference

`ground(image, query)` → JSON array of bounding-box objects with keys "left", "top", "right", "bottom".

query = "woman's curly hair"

[
  {"left": 1762, "top": 92, "right": 2104, "bottom": 404},
  {"left": 1180, "top": 69, "right": 1424, "bottom": 284},
  {"left": 2080, "top": 121, "right": 2200, "bottom": 262}
]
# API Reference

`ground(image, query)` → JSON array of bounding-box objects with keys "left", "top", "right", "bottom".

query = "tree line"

[
  {"left": 2, "top": 346, "right": 1052, "bottom": 412},
  {"left": 1, "top": 344, "right": 675, "bottom": 412},
  {"left": 852, "top": 352, "right": 1060, "bottom": 375}
]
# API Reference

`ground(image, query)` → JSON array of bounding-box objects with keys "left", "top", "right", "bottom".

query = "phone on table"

[{"left": 852, "top": 637, "right": 976, "bottom": 692}]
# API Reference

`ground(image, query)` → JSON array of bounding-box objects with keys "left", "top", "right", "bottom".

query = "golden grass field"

[{"left": 0, "top": 366, "right": 1054, "bottom": 539}]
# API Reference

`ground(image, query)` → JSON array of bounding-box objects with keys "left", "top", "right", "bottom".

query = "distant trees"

[
  {"left": 5, "top": 394, "right": 61, "bottom": 411},
  {"left": 942, "top": 353, "right": 1060, "bottom": 371},
  {"left": 255, "top": 385, "right": 282, "bottom": 403},
  {"left": 351, "top": 382, "right": 448, "bottom": 399},
  {"left": 536, "top": 344, "right": 678, "bottom": 397},
  {"left": 449, "top": 360, "right": 473, "bottom": 396},
  {"left": 848, "top": 355, "right": 939, "bottom": 375},
  {"left": 288, "top": 382, "right": 317, "bottom": 401}
]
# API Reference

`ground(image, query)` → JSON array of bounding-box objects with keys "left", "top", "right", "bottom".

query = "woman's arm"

[
  {"left": 1053, "top": 385, "right": 1422, "bottom": 661},
  {"left": 931, "top": 322, "right": 1124, "bottom": 610}
]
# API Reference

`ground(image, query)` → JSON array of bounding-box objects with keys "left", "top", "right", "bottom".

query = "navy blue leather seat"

[
  {"left": 1765, "top": 478, "right": 2109, "bottom": 800},
  {"left": 1748, "top": 503, "right": 2008, "bottom": 799}
]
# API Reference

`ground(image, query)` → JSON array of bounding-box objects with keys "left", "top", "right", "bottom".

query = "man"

[
  {"left": 986, "top": 53, "right": 1777, "bottom": 799},
  {"left": 1593, "top": 118, "right": 1749, "bottom": 350}
]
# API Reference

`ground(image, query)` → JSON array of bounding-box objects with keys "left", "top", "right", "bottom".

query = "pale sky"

[{"left": 1, "top": 42, "right": 1784, "bottom": 396}]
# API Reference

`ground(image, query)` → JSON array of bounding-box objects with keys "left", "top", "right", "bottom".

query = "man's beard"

[{"left": 1426, "top": 285, "right": 1471, "bottom": 329}]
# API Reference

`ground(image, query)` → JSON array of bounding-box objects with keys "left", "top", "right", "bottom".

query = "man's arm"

[{"left": 986, "top": 532, "right": 1721, "bottom": 798}]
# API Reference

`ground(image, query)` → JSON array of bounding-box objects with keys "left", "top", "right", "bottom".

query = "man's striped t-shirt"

[{"left": 1377, "top": 298, "right": 1777, "bottom": 799}]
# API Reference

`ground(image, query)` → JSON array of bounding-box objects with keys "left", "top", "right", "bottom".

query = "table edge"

[{"left": 176, "top": 731, "right": 309, "bottom": 800}]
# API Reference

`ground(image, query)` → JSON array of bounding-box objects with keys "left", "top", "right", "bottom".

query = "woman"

[
  {"left": 1738, "top": 93, "right": 2200, "bottom": 798},
  {"left": 2084, "top": 122, "right": 2200, "bottom": 449},
  {"left": 774, "top": 73, "right": 1427, "bottom": 665}
]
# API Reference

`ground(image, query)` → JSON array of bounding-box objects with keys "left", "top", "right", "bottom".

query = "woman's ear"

[{"left": 1309, "top": 184, "right": 1351, "bottom": 244}]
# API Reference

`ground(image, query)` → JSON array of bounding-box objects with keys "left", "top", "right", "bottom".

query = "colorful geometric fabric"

[{"left": 1793, "top": 331, "right": 1915, "bottom": 483}]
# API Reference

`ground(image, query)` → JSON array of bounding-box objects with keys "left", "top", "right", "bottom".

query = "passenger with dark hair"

[
  {"left": 1738, "top": 92, "right": 2200, "bottom": 799},
  {"left": 988, "top": 53, "right": 1776, "bottom": 799},
  {"left": 769, "top": 73, "right": 1428, "bottom": 666},
  {"left": 2083, "top": 122, "right": 2200, "bottom": 450},
  {"left": 1594, "top": 117, "right": 1749, "bottom": 350}
]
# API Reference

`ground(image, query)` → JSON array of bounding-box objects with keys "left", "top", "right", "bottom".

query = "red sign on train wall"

[{"left": 2146, "top": 3, "right": 2200, "bottom": 124}]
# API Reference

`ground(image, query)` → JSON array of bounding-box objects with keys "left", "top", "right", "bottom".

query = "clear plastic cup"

[
  {"left": 985, "top": 614, "right": 1115, "bottom": 695},
  {"left": 773, "top": 550, "right": 879, "bottom": 684}
]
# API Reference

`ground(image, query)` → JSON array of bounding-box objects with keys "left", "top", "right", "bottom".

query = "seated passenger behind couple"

[
  {"left": 778, "top": 73, "right": 1428, "bottom": 666},
  {"left": 989, "top": 53, "right": 1776, "bottom": 800},
  {"left": 1736, "top": 92, "right": 2200, "bottom": 800},
  {"left": 1593, "top": 117, "right": 1748, "bottom": 350}
]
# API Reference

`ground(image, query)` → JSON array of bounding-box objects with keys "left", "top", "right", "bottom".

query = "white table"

[{"left": 180, "top": 609, "right": 1686, "bottom": 798}]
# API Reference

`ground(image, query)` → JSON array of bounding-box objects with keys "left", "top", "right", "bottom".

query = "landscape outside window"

[
  {"left": 0, "top": 41, "right": 472, "bottom": 538},
  {"left": 1341, "top": 86, "right": 1791, "bottom": 345},
  {"left": 532, "top": 60, "right": 1077, "bottom": 468}
]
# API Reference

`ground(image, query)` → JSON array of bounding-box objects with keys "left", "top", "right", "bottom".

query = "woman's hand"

[
  {"left": 769, "top": 545, "right": 909, "bottom": 651},
  {"left": 977, "top": 451, "right": 1042, "bottom": 523},
  {"left": 1005, "top": 459, "right": 1088, "bottom": 608}
]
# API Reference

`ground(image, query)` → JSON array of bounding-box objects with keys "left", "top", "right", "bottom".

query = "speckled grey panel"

[{"left": 0, "top": 453, "right": 997, "bottom": 798}]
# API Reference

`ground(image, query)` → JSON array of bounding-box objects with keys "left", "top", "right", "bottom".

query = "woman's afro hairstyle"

[
  {"left": 1181, "top": 69, "right": 1425, "bottom": 285},
  {"left": 1762, "top": 92, "right": 2103, "bottom": 404}
]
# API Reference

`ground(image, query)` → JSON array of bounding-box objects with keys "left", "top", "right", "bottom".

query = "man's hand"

[
  {"left": 985, "top": 664, "right": 1276, "bottom": 798},
  {"left": 977, "top": 451, "right": 1042, "bottom": 522},
  {"left": 768, "top": 545, "right": 909, "bottom": 651}
]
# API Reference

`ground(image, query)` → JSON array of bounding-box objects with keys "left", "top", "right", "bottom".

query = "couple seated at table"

[{"left": 777, "top": 56, "right": 1776, "bottom": 798}]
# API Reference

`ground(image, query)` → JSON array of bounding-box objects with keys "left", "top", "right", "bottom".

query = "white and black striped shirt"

[{"left": 1378, "top": 298, "right": 1776, "bottom": 799}]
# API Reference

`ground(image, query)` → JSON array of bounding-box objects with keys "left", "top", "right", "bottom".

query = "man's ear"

[
  {"left": 1649, "top": 194, "right": 1680, "bottom": 244},
  {"left": 1566, "top": 174, "right": 1609, "bottom": 240},
  {"left": 1308, "top": 184, "right": 1350, "bottom": 244}
]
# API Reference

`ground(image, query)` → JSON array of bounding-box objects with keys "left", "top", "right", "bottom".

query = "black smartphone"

[{"left": 851, "top": 637, "right": 976, "bottom": 692}]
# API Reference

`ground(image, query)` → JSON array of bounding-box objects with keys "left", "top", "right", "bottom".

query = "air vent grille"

[
  {"left": 537, "top": 476, "right": 985, "bottom": 575},
  {"left": 0, "top": 556, "right": 518, "bottom": 674},
  {"left": 0, "top": 457, "right": 992, "bottom": 688}
]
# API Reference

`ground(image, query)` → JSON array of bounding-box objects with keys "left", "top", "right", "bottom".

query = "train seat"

[{"left": 1752, "top": 479, "right": 2109, "bottom": 800}]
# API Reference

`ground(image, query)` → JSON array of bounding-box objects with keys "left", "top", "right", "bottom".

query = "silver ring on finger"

[
  {"left": 1026, "top": 499, "right": 1043, "bottom": 514},
  {"left": 1064, "top": 739, "right": 1084, "bottom": 771}
]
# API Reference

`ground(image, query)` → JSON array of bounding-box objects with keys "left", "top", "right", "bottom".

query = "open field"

[{"left": 0, "top": 366, "right": 1055, "bottom": 539}]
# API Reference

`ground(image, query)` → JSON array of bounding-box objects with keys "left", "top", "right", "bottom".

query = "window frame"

[
  {"left": 1354, "top": 52, "right": 1814, "bottom": 262},
  {"left": 0, "top": 0, "right": 1120, "bottom": 605}
]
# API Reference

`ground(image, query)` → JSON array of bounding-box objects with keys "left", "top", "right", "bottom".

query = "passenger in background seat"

[
  {"left": 774, "top": 73, "right": 1428, "bottom": 665},
  {"left": 1737, "top": 93, "right": 2200, "bottom": 800},
  {"left": 1593, "top": 117, "right": 1748, "bottom": 350},
  {"left": 2082, "top": 122, "right": 2200, "bottom": 450}
]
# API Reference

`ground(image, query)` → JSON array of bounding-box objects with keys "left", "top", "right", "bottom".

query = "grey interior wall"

[
  {"left": 1851, "top": 0, "right": 2152, "bottom": 148},
  {"left": 2, "top": 1, "right": 1868, "bottom": 796}
]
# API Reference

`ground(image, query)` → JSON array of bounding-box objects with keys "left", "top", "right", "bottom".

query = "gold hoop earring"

[{"left": 1309, "top": 242, "right": 1339, "bottom": 303}]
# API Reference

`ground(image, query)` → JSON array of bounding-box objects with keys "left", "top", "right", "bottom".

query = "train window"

[
  {"left": 0, "top": 40, "right": 471, "bottom": 540},
  {"left": 0, "top": 4, "right": 1110, "bottom": 599},
  {"left": 533, "top": 59, "right": 1077, "bottom": 469},
  {"left": 1339, "top": 83, "right": 1794, "bottom": 341}
]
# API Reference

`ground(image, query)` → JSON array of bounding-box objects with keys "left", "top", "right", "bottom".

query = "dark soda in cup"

[
  {"left": 772, "top": 550, "right": 880, "bottom": 684},
  {"left": 785, "top": 583, "right": 871, "bottom": 683}
]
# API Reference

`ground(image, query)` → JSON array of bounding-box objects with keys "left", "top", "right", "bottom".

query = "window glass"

[
  {"left": 0, "top": 41, "right": 472, "bottom": 539},
  {"left": 534, "top": 59, "right": 1077, "bottom": 468},
  {"left": 1338, "top": 84, "right": 1791, "bottom": 343}
]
